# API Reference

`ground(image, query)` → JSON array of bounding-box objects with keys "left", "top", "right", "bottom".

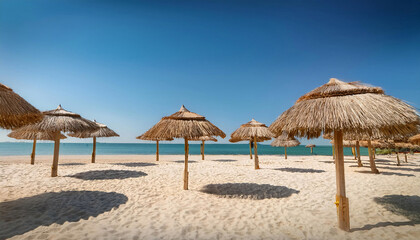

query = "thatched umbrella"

[
  {"left": 139, "top": 105, "right": 225, "bottom": 190},
  {"left": 8, "top": 130, "right": 66, "bottom": 164},
  {"left": 15, "top": 105, "right": 99, "bottom": 177},
  {"left": 305, "top": 144, "right": 316, "bottom": 154},
  {"left": 271, "top": 131, "right": 300, "bottom": 159},
  {"left": 231, "top": 119, "right": 274, "bottom": 169},
  {"left": 190, "top": 136, "right": 217, "bottom": 160},
  {"left": 69, "top": 120, "right": 119, "bottom": 163},
  {"left": 229, "top": 136, "right": 270, "bottom": 159},
  {"left": 0, "top": 83, "right": 42, "bottom": 129},
  {"left": 269, "top": 78, "right": 419, "bottom": 231},
  {"left": 136, "top": 135, "right": 174, "bottom": 161},
  {"left": 394, "top": 141, "right": 418, "bottom": 164}
]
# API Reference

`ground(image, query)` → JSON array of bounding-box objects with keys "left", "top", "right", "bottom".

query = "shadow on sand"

[
  {"left": 274, "top": 167, "right": 325, "bottom": 173},
  {"left": 352, "top": 195, "right": 420, "bottom": 231},
  {"left": 212, "top": 159, "right": 237, "bottom": 162},
  {"left": 59, "top": 163, "right": 86, "bottom": 166},
  {"left": 374, "top": 166, "right": 420, "bottom": 172},
  {"left": 173, "top": 160, "right": 197, "bottom": 163},
  {"left": 68, "top": 170, "right": 147, "bottom": 180},
  {"left": 201, "top": 183, "right": 299, "bottom": 200},
  {"left": 355, "top": 170, "right": 415, "bottom": 177},
  {"left": 0, "top": 191, "right": 128, "bottom": 239},
  {"left": 113, "top": 162, "right": 157, "bottom": 167}
]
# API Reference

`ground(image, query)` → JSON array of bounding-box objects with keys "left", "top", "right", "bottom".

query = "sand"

[{"left": 1, "top": 153, "right": 419, "bottom": 240}]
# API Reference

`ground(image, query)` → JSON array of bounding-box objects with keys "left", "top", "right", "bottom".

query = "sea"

[{"left": 0, "top": 142, "right": 369, "bottom": 156}]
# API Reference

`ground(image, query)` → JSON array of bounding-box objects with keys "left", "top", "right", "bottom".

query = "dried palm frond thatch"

[
  {"left": 0, "top": 83, "right": 42, "bottom": 129},
  {"left": 190, "top": 136, "right": 217, "bottom": 160},
  {"left": 271, "top": 132, "right": 300, "bottom": 159},
  {"left": 8, "top": 130, "right": 66, "bottom": 165},
  {"left": 69, "top": 120, "right": 119, "bottom": 163},
  {"left": 268, "top": 78, "right": 420, "bottom": 231},
  {"left": 409, "top": 134, "right": 420, "bottom": 145},
  {"left": 16, "top": 105, "right": 99, "bottom": 177},
  {"left": 139, "top": 105, "right": 226, "bottom": 140},
  {"left": 231, "top": 119, "right": 274, "bottom": 169},
  {"left": 138, "top": 105, "right": 225, "bottom": 190},
  {"left": 269, "top": 79, "right": 419, "bottom": 140}
]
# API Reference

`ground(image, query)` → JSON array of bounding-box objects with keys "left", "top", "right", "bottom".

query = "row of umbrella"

[
  {"left": 6, "top": 105, "right": 120, "bottom": 176},
  {"left": 2, "top": 78, "right": 420, "bottom": 232}
]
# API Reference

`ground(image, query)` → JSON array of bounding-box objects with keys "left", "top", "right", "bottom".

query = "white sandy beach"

[{"left": 1, "top": 154, "right": 419, "bottom": 240}]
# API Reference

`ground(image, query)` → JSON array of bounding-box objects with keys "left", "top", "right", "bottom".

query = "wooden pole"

[
  {"left": 249, "top": 140, "right": 253, "bottom": 159},
  {"left": 396, "top": 148, "right": 400, "bottom": 166},
  {"left": 367, "top": 140, "right": 379, "bottom": 174},
  {"left": 351, "top": 147, "right": 356, "bottom": 160},
  {"left": 30, "top": 137, "right": 37, "bottom": 165},
  {"left": 156, "top": 140, "right": 159, "bottom": 161},
  {"left": 284, "top": 146, "right": 287, "bottom": 159},
  {"left": 51, "top": 131, "right": 61, "bottom": 177},
  {"left": 91, "top": 136, "right": 97, "bottom": 163},
  {"left": 333, "top": 130, "right": 350, "bottom": 231},
  {"left": 404, "top": 153, "right": 408, "bottom": 163},
  {"left": 254, "top": 136, "right": 260, "bottom": 169},
  {"left": 183, "top": 138, "right": 189, "bottom": 190},
  {"left": 356, "top": 141, "right": 363, "bottom": 167},
  {"left": 332, "top": 145, "right": 335, "bottom": 159},
  {"left": 373, "top": 148, "right": 376, "bottom": 159},
  {"left": 201, "top": 140, "right": 205, "bottom": 160},
  {"left": 311, "top": 147, "right": 313, "bottom": 154}
]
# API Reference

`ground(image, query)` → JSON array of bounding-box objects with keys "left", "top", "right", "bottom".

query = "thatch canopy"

[
  {"left": 190, "top": 136, "right": 217, "bottom": 142},
  {"left": 305, "top": 144, "right": 316, "bottom": 148},
  {"left": 17, "top": 105, "right": 99, "bottom": 133},
  {"left": 139, "top": 105, "right": 226, "bottom": 140},
  {"left": 136, "top": 135, "right": 174, "bottom": 141},
  {"left": 359, "top": 140, "right": 394, "bottom": 149},
  {"left": 0, "top": 83, "right": 42, "bottom": 129},
  {"left": 230, "top": 119, "right": 274, "bottom": 140},
  {"left": 69, "top": 121, "right": 119, "bottom": 138},
  {"left": 269, "top": 78, "right": 419, "bottom": 140},
  {"left": 330, "top": 140, "right": 357, "bottom": 147},
  {"left": 409, "top": 134, "right": 420, "bottom": 145},
  {"left": 394, "top": 142, "right": 418, "bottom": 149},
  {"left": 271, "top": 132, "right": 300, "bottom": 147},
  {"left": 229, "top": 136, "right": 270, "bottom": 143},
  {"left": 8, "top": 130, "right": 66, "bottom": 141}
]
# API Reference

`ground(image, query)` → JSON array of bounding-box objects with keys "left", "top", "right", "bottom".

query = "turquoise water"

[{"left": 0, "top": 143, "right": 369, "bottom": 156}]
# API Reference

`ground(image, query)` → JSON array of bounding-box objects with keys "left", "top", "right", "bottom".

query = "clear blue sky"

[{"left": 1, "top": 0, "right": 419, "bottom": 144}]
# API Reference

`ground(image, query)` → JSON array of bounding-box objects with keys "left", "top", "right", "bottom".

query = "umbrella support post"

[
  {"left": 351, "top": 147, "right": 356, "bottom": 160},
  {"left": 404, "top": 153, "right": 407, "bottom": 163},
  {"left": 201, "top": 140, "right": 205, "bottom": 160},
  {"left": 373, "top": 149, "right": 376, "bottom": 159},
  {"left": 183, "top": 138, "right": 189, "bottom": 190},
  {"left": 356, "top": 141, "right": 362, "bottom": 167},
  {"left": 284, "top": 146, "right": 287, "bottom": 159},
  {"left": 396, "top": 150, "right": 400, "bottom": 166},
  {"left": 254, "top": 136, "right": 260, "bottom": 169},
  {"left": 51, "top": 132, "right": 61, "bottom": 177},
  {"left": 367, "top": 140, "right": 379, "bottom": 174},
  {"left": 92, "top": 136, "right": 96, "bottom": 163},
  {"left": 31, "top": 138, "right": 37, "bottom": 165},
  {"left": 249, "top": 140, "right": 253, "bottom": 159},
  {"left": 156, "top": 141, "right": 159, "bottom": 161},
  {"left": 333, "top": 130, "right": 350, "bottom": 231},
  {"left": 332, "top": 145, "right": 335, "bottom": 160},
  {"left": 311, "top": 147, "right": 313, "bottom": 154}
]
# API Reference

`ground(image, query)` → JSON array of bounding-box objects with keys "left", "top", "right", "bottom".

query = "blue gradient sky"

[{"left": 1, "top": 0, "right": 419, "bottom": 144}]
